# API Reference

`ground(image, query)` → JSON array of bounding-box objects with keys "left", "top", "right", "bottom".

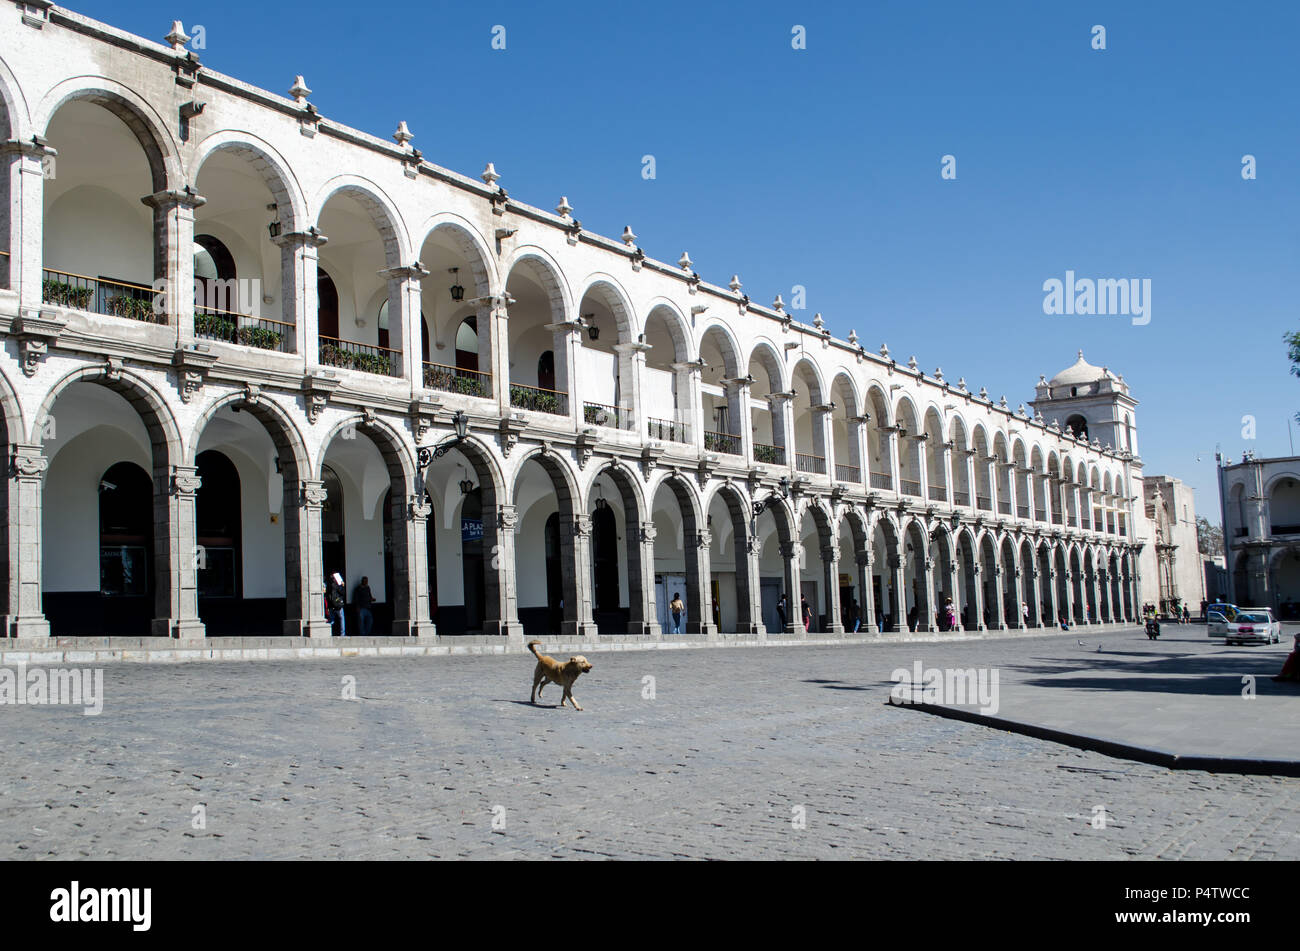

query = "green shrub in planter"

[
  {"left": 196, "top": 313, "right": 236, "bottom": 340},
  {"left": 238, "top": 327, "right": 283, "bottom": 351},
  {"left": 42, "top": 280, "right": 94, "bottom": 310},
  {"left": 108, "top": 295, "right": 156, "bottom": 322}
]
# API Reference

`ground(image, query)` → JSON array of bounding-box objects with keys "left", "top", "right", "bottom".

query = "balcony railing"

[
  {"left": 704, "top": 430, "right": 741, "bottom": 455},
  {"left": 977, "top": 495, "right": 992, "bottom": 510},
  {"left": 510, "top": 383, "right": 569, "bottom": 416},
  {"left": 1051, "top": 512, "right": 1064, "bottom": 525},
  {"left": 1017, "top": 504, "right": 1030, "bottom": 519},
  {"left": 835, "top": 463, "right": 861, "bottom": 483},
  {"left": 998, "top": 500, "right": 1012, "bottom": 515},
  {"left": 647, "top": 417, "right": 689, "bottom": 443},
  {"left": 319, "top": 335, "right": 401, "bottom": 377},
  {"left": 754, "top": 443, "right": 785, "bottom": 466},
  {"left": 953, "top": 490, "right": 971, "bottom": 507},
  {"left": 424, "top": 361, "right": 492, "bottom": 399},
  {"left": 901, "top": 479, "right": 922, "bottom": 497},
  {"left": 195, "top": 307, "right": 294, "bottom": 353},
  {"left": 870, "top": 472, "right": 893, "bottom": 491},
  {"left": 796, "top": 453, "right": 826, "bottom": 475},
  {"left": 927, "top": 484, "right": 947, "bottom": 501},
  {"left": 43, "top": 267, "right": 160, "bottom": 322},
  {"left": 584, "top": 402, "right": 631, "bottom": 430}
]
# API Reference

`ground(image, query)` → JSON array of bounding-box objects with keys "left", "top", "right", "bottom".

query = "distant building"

[
  {"left": 1139, "top": 475, "right": 1205, "bottom": 615},
  {"left": 1218, "top": 453, "right": 1300, "bottom": 618}
]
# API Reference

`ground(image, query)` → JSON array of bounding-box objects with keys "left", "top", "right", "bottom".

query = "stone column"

[
  {"left": 918, "top": 555, "right": 938, "bottom": 632},
  {"left": 724, "top": 378, "right": 753, "bottom": 460},
  {"left": 736, "top": 531, "right": 765, "bottom": 634},
  {"left": 947, "top": 554, "right": 962, "bottom": 629},
  {"left": 856, "top": 551, "right": 876, "bottom": 633},
  {"left": 491, "top": 299, "right": 513, "bottom": 416},
  {"left": 847, "top": 415, "right": 869, "bottom": 487},
  {"left": 970, "top": 562, "right": 987, "bottom": 631},
  {"left": 669, "top": 359, "right": 703, "bottom": 447},
  {"left": 939, "top": 440, "right": 955, "bottom": 505},
  {"left": 3, "top": 444, "right": 50, "bottom": 637},
  {"left": 1098, "top": 567, "right": 1112, "bottom": 622},
  {"left": 152, "top": 465, "right": 205, "bottom": 639},
  {"left": 820, "top": 546, "right": 845, "bottom": 633},
  {"left": 141, "top": 188, "right": 206, "bottom": 337},
  {"left": 482, "top": 504, "right": 522, "bottom": 640},
  {"left": 991, "top": 564, "right": 1008, "bottom": 630},
  {"left": 810, "top": 404, "right": 833, "bottom": 477},
  {"left": 886, "top": 428, "right": 902, "bottom": 492},
  {"left": 379, "top": 262, "right": 428, "bottom": 388},
  {"left": 615, "top": 341, "right": 652, "bottom": 437},
  {"left": 391, "top": 494, "right": 433, "bottom": 637},
  {"left": 889, "top": 553, "right": 907, "bottom": 632},
  {"left": 275, "top": 229, "right": 327, "bottom": 361},
  {"left": 768, "top": 392, "right": 794, "bottom": 469},
  {"left": 963, "top": 449, "right": 978, "bottom": 507},
  {"left": 545, "top": 320, "right": 584, "bottom": 428},
  {"left": 687, "top": 528, "right": 718, "bottom": 639},
  {"left": 285, "top": 479, "right": 331, "bottom": 638},
  {"left": 914, "top": 434, "right": 929, "bottom": 498},
  {"left": 779, "top": 540, "right": 802, "bottom": 634},
  {"left": 631, "top": 522, "right": 662, "bottom": 637},
  {"left": 560, "top": 513, "right": 597, "bottom": 639},
  {"left": 2, "top": 137, "right": 56, "bottom": 309}
]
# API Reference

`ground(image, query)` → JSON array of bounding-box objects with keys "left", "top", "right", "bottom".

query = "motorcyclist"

[{"left": 1144, "top": 615, "right": 1160, "bottom": 640}]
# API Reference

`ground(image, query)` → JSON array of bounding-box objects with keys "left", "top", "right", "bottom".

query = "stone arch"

[
  {"left": 644, "top": 299, "right": 694, "bottom": 364},
  {"left": 512, "top": 445, "right": 587, "bottom": 636},
  {"left": 313, "top": 176, "right": 409, "bottom": 267},
  {"left": 504, "top": 246, "right": 572, "bottom": 321},
  {"left": 697, "top": 318, "right": 743, "bottom": 380},
  {"left": 586, "top": 459, "right": 652, "bottom": 635},
  {"left": 576, "top": 273, "right": 636, "bottom": 344},
  {"left": 414, "top": 214, "right": 498, "bottom": 299},
  {"left": 193, "top": 132, "right": 308, "bottom": 232},
  {"left": 707, "top": 479, "right": 764, "bottom": 634},
  {"left": 0, "top": 52, "right": 30, "bottom": 141},
  {"left": 37, "top": 78, "right": 182, "bottom": 193}
]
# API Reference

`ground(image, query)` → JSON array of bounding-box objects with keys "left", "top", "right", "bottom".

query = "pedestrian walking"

[
  {"left": 776, "top": 593, "right": 788, "bottom": 630},
  {"left": 353, "top": 576, "right": 374, "bottom": 637},
  {"left": 670, "top": 592, "right": 684, "bottom": 635},
  {"left": 801, "top": 596, "right": 812, "bottom": 632},
  {"left": 326, "top": 572, "right": 347, "bottom": 637}
]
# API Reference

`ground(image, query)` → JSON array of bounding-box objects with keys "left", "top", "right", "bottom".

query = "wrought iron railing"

[
  {"left": 927, "top": 484, "right": 947, "bottom": 501},
  {"left": 835, "top": 463, "right": 860, "bottom": 483},
  {"left": 584, "top": 402, "right": 631, "bottom": 430},
  {"left": 423, "top": 361, "right": 492, "bottom": 399},
  {"left": 977, "top": 495, "right": 992, "bottom": 510},
  {"left": 42, "top": 266, "right": 160, "bottom": 322},
  {"left": 704, "top": 430, "right": 741, "bottom": 455},
  {"left": 796, "top": 453, "right": 826, "bottom": 475},
  {"left": 1051, "top": 512, "right": 1064, "bottom": 525},
  {"left": 754, "top": 443, "right": 785, "bottom": 466},
  {"left": 870, "top": 472, "right": 893, "bottom": 491},
  {"left": 900, "top": 479, "right": 922, "bottom": 497},
  {"left": 953, "top": 490, "right": 971, "bottom": 507},
  {"left": 998, "top": 500, "right": 1012, "bottom": 515},
  {"left": 647, "top": 417, "right": 689, "bottom": 443},
  {"left": 510, "top": 383, "right": 569, "bottom": 415},
  {"left": 195, "top": 306, "right": 294, "bottom": 353},
  {"left": 1017, "top": 504, "right": 1030, "bottom": 519},
  {"left": 319, "top": 335, "right": 401, "bottom": 377}
]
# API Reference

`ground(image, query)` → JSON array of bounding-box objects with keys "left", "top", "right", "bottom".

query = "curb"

[{"left": 887, "top": 698, "right": 1300, "bottom": 776}]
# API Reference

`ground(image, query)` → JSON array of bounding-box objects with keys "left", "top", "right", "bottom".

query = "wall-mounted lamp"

[
  {"left": 449, "top": 267, "right": 465, "bottom": 302},
  {"left": 267, "top": 202, "right": 282, "bottom": 239}
]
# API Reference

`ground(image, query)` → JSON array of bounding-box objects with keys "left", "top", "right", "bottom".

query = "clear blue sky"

[{"left": 71, "top": 0, "right": 1300, "bottom": 513}]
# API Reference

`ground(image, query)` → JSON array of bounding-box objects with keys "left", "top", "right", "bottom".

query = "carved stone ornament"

[
  {"left": 302, "top": 371, "right": 340, "bottom": 424},
  {"left": 639, "top": 523, "right": 658, "bottom": 545},
  {"left": 498, "top": 414, "right": 527, "bottom": 458},
  {"left": 171, "top": 469, "right": 203, "bottom": 497},
  {"left": 408, "top": 495, "right": 432, "bottom": 521},
  {"left": 12, "top": 311, "right": 66, "bottom": 377},
  {"left": 10, "top": 445, "right": 48, "bottom": 479},
  {"left": 299, "top": 480, "right": 329, "bottom": 508},
  {"left": 498, "top": 504, "right": 519, "bottom": 530},
  {"left": 573, "top": 514, "right": 593, "bottom": 537}
]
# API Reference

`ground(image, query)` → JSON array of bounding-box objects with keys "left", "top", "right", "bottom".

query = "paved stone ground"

[
  {"left": 914, "top": 626, "right": 1300, "bottom": 763},
  {"left": 2, "top": 633, "right": 1298, "bottom": 860}
]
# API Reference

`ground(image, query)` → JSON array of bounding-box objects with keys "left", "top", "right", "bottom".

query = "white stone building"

[
  {"left": 1138, "top": 475, "right": 1205, "bottom": 615},
  {"left": 1219, "top": 453, "right": 1300, "bottom": 618},
  {"left": 0, "top": 4, "right": 1147, "bottom": 640}
]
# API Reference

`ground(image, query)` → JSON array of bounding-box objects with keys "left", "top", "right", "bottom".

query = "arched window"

[
  {"left": 99, "top": 462, "right": 153, "bottom": 597},
  {"left": 317, "top": 268, "right": 339, "bottom": 340},
  {"left": 592, "top": 502, "right": 619, "bottom": 616},
  {"left": 455, "top": 316, "right": 479, "bottom": 372},
  {"left": 196, "top": 450, "right": 240, "bottom": 598},
  {"left": 193, "top": 234, "right": 237, "bottom": 313},
  {"left": 538, "top": 350, "right": 556, "bottom": 392},
  {"left": 322, "top": 464, "right": 345, "bottom": 583},
  {"left": 1065, "top": 414, "right": 1089, "bottom": 440}
]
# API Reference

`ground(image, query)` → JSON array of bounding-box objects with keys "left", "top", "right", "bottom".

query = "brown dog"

[{"left": 528, "top": 641, "right": 593, "bottom": 710}]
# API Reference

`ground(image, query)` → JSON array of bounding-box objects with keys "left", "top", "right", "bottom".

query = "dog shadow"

[{"left": 497, "top": 699, "right": 564, "bottom": 708}]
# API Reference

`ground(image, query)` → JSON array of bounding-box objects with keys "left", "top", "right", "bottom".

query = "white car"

[
  {"left": 1206, "top": 603, "right": 1241, "bottom": 637},
  {"left": 1222, "top": 608, "right": 1282, "bottom": 645}
]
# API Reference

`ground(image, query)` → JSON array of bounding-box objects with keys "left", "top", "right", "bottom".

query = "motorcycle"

[{"left": 1145, "top": 618, "right": 1161, "bottom": 640}]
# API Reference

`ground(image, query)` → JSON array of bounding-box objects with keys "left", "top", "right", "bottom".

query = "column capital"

[
  {"left": 408, "top": 495, "right": 432, "bottom": 521},
  {"left": 498, "top": 504, "right": 519, "bottom": 530},
  {"left": 10, "top": 443, "right": 47, "bottom": 479},
  {"left": 272, "top": 227, "right": 329, "bottom": 250},
  {"left": 140, "top": 187, "right": 206, "bottom": 212},
  {"left": 778, "top": 541, "right": 798, "bottom": 560},
  {"left": 298, "top": 479, "right": 328, "bottom": 508},
  {"left": 573, "top": 513, "right": 593, "bottom": 537},
  {"left": 695, "top": 529, "right": 713, "bottom": 549},
  {"left": 639, "top": 522, "right": 658, "bottom": 544},
  {"left": 169, "top": 465, "right": 202, "bottom": 497},
  {"left": 378, "top": 261, "right": 430, "bottom": 282}
]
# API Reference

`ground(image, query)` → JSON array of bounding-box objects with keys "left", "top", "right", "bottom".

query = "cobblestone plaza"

[{"left": 3, "top": 633, "right": 1296, "bottom": 860}]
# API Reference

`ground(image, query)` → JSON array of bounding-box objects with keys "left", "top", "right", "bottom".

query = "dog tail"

[{"left": 527, "top": 640, "right": 542, "bottom": 657}]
